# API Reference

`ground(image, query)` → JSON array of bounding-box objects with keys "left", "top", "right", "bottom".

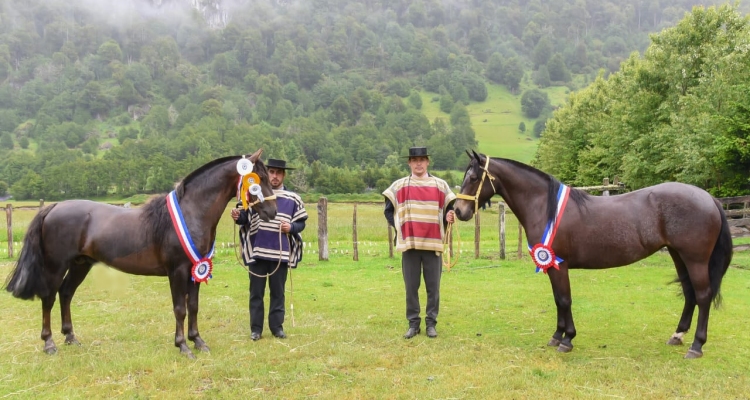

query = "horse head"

[
  {"left": 246, "top": 149, "right": 277, "bottom": 222},
  {"left": 455, "top": 150, "right": 496, "bottom": 221}
]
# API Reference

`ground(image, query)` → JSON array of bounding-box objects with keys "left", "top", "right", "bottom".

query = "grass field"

[
  {"left": 420, "top": 83, "right": 571, "bottom": 164},
  {"left": 2, "top": 202, "right": 750, "bottom": 398}
]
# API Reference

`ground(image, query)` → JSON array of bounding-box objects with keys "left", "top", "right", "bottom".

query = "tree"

[
  {"left": 547, "top": 53, "right": 571, "bottom": 82},
  {"left": 486, "top": 53, "right": 505, "bottom": 84},
  {"left": 533, "top": 65, "right": 551, "bottom": 87},
  {"left": 408, "top": 91, "right": 422, "bottom": 109},
  {"left": 503, "top": 57, "right": 525, "bottom": 92},
  {"left": 0, "top": 133, "right": 13, "bottom": 150},
  {"left": 439, "top": 94, "right": 454, "bottom": 113},
  {"left": 518, "top": 122, "right": 526, "bottom": 133},
  {"left": 533, "top": 36, "right": 553, "bottom": 68},
  {"left": 521, "top": 89, "right": 549, "bottom": 118}
]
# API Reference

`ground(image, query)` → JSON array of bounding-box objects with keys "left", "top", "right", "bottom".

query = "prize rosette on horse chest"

[
  {"left": 530, "top": 243, "right": 558, "bottom": 273},
  {"left": 191, "top": 258, "right": 213, "bottom": 283}
]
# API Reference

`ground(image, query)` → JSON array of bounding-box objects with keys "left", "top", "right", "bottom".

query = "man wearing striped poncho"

[
  {"left": 383, "top": 147, "right": 456, "bottom": 339},
  {"left": 231, "top": 158, "right": 307, "bottom": 342}
]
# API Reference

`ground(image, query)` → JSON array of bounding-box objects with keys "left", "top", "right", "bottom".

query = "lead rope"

[
  {"left": 442, "top": 221, "right": 461, "bottom": 271},
  {"left": 233, "top": 221, "right": 285, "bottom": 278}
]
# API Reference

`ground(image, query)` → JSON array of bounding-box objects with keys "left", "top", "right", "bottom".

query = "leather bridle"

[{"left": 455, "top": 156, "right": 497, "bottom": 216}]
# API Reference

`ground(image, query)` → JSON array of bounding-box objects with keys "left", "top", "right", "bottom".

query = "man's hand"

[
  {"left": 230, "top": 208, "right": 240, "bottom": 221},
  {"left": 446, "top": 210, "right": 455, "bottom": 224},
  {"left": 280, "top": 221, "right": 291, "bottom": 233}
]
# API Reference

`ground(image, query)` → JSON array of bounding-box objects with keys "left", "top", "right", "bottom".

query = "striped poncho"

[
  {"left": 239, "top": 189, "right": 307, "bottom": 267},
  {"left": 382, "top": 175, "right": 456, "bottom": 253}
]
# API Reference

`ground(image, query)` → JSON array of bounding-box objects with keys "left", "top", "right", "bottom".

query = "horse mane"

[
  {"left": 139, "top": 155, "right": 242, "bottom": 247},
  {"left": 493, "top": 157, "right": 590, "bottom": 222}
]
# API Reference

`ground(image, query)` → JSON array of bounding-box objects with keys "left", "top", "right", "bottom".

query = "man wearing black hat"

[
  {"left": 382, "top": 147, "right": 456, "bottom": 339},
  {"left": 231, "top": 158, "right": 308, "bottom": 341}
]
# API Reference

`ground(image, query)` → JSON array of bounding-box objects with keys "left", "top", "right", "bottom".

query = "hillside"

[{"left": 0, "top": 0, "right": 739, "bottom": 199}]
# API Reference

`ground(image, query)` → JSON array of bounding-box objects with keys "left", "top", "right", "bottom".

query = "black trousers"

[
  {"left": 249, "top": 259, "right": 288, "bottom": 334},
  {"left": 401, "top": 249, "right": 442, "bottom": 329}
]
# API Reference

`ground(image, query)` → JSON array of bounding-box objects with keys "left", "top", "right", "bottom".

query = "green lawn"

[
  {"left": 1, "top": 252, "right": 749, "bottom": 398},
  {"left": 1, "top": 202, "right": 749, "bottom": 398}
]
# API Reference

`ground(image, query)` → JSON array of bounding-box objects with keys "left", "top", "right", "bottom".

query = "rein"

[{"left": 456, "top": 156, "right": 497, "bottom": 216}]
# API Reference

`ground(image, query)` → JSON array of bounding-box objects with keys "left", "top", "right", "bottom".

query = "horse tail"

[
  {"left": 4, "top": 204, "right": 56, "bottom": 300},
  {"left": 708, "top": 199, "right": 733, "bottom": 308}
]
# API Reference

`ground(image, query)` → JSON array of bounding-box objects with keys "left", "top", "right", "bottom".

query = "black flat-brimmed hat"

[
  {"left": 404, "top": 147, "right": 430, "bottom": 158},
  {"left": 267, "top": 158, "right": 295, "bottom": 170}
]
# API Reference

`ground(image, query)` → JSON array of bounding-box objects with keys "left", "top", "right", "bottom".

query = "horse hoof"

[
  {"left": 557, "top": 344, "right": 573, "bottom": 353},
  {"left": 547, "top": 338, "right": 561, "bottom": 347},
  {"left": 44, "top": 345, "right": 58, "bottom": 355},
  {"left": 65, "top": 337, "right": 81, "bottom": 346},
  {"left": 684, "top": 349, "right": 703, "bottom": 359},
  {"left": 666, "top": 337, "right": 683, "bottom": 346},
  {"left": 195, "top": 344, "right": 210, "bottom": 353}
]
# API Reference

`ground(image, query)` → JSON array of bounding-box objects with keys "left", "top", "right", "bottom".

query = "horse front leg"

[
  {"left": 187, "top": 282, "right": 209, "bottom": 352},
  {"left": 58, "top": 263, "right": 93, "bottom": 346},
  {"left": 548, "top": 267, "right": 576, "bottom": 353},
  {"left": 547, "top": 280, "right": 564, "bottom": 347},
  {"left": 168, "top": 268, "right": 194, "bottom": 359}
]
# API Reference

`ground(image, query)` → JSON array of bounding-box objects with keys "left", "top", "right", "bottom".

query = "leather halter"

[
  {"left": 456, "top": 156, "right": 497, "bottom": 215},
  {"left": 246, "top": 193, "right": 276, "bottom": 208}
]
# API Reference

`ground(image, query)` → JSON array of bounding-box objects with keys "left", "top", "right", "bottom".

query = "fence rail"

[{"left": 4, "top": 182, "right": 750, "bottom": 260}]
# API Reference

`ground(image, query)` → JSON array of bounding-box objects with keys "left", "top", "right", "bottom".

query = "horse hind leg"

[
  {"left": 685, "top": 261, "right": 713, "bottom": 359},
  {"left": 667, "top": 249, "right": 695, "bottom": 347},
  {"left": 59, "top": 259, "right": 94, "bottom": 346},
  {"left": 40, "top": 261, "right": 70, "bottom": 355}
]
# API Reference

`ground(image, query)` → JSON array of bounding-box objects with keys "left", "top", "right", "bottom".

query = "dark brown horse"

[
  {"left": 454, "top": 151, "right": 732, "bottom": 358},
  {"left": 4, "top": 149, "right": 277, "bottom": 358}
]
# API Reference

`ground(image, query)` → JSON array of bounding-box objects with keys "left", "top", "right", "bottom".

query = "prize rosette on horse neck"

[
  {"left": 528, "top": 184, "right": 570, "bottom": 274},
  {"left": 166, "top": 191, "right": 216, "bottom": 283}
]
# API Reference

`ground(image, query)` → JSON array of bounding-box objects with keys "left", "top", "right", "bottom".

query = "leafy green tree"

[
  {"left": 503, "top": 57, "right": 524, "bottom": 92},
  {"left": 519, "top": 122, "right": 526, "bottom": 133},
  {"left": 486, "top": 53, "right": 505, "bottom": 84},
  {"left": 0, "top": 133, "right": 13, "bottom": 150},
  {"left": 533, "top": 65, "right": 551, "bottom": 87},
  {"left": 547, "top": 53, "right": 571, "bottom": 82},
  {"left": 533, "top": 36, "right": 553, "bottom": 68},
  {"left": 0, "top": 181, "right": 8, "bottom": 196},
  {"left": 439, "top": 94, "right": 454, "bottom": 113},
  {"left": 521, "top": 89, "right": 549, "bottom": 118},
  {"left": 408, "top": 91, "right": 423, "bottom": 109}
]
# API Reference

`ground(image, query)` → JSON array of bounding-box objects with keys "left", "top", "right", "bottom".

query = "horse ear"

[
  {"left": 465, "top": 150, "right": 473, "bottom": 160},
  {"left": 248, "top": 148, "right": 263, "bottom": 163},
  {"left": 472, "top": 150, "right": 480, "bottom": 160}
]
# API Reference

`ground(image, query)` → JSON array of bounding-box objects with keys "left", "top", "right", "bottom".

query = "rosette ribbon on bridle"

[
  {"left": 528, "top": 184, "right": 570, "bottom": 274},
  {"left": 167, "top": 191, "right": 216, "bottom": 283}
]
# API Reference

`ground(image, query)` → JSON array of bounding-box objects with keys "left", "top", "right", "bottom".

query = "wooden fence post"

[
  {"left": 744, "top": 201, "right": 749, "bottom": 219},
  {"left": 474, "top": 209, "right": 480, "bottom": 259},
  {"left": 602, "top": 177, "right": 610, "bottom": 196},
  {"left": 5, "top": 204, "right": 12, "bottom": 259},
  {"left": 352, "top": 204, "right": 358, "bottom": 261},
  {"left": 387, "top": 225, "right": 394, "bottom": 258},
  {"left": 499, "top": 202, "right": 506, "bottom": 260},
  {"left": 317, "top": 197, "right": 328, "bottom": 261},
  {"left": 39, "top": 199, "right": 44, "bottom": 209},
  {"left": 517, "top": 224, "right": 523, "bottom": 259}
]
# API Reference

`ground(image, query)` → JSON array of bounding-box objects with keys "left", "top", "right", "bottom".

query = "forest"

[{"left": 0, "top": 0, "right": 748, "bottom": 199}]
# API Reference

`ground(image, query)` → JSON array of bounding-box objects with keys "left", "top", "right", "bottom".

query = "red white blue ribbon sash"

[
  {"left": 166, "top": 191, "right": 215, "bottom": 283},
  {"left": 528, "top": 184, "right": 570, "bottom": 273}
]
